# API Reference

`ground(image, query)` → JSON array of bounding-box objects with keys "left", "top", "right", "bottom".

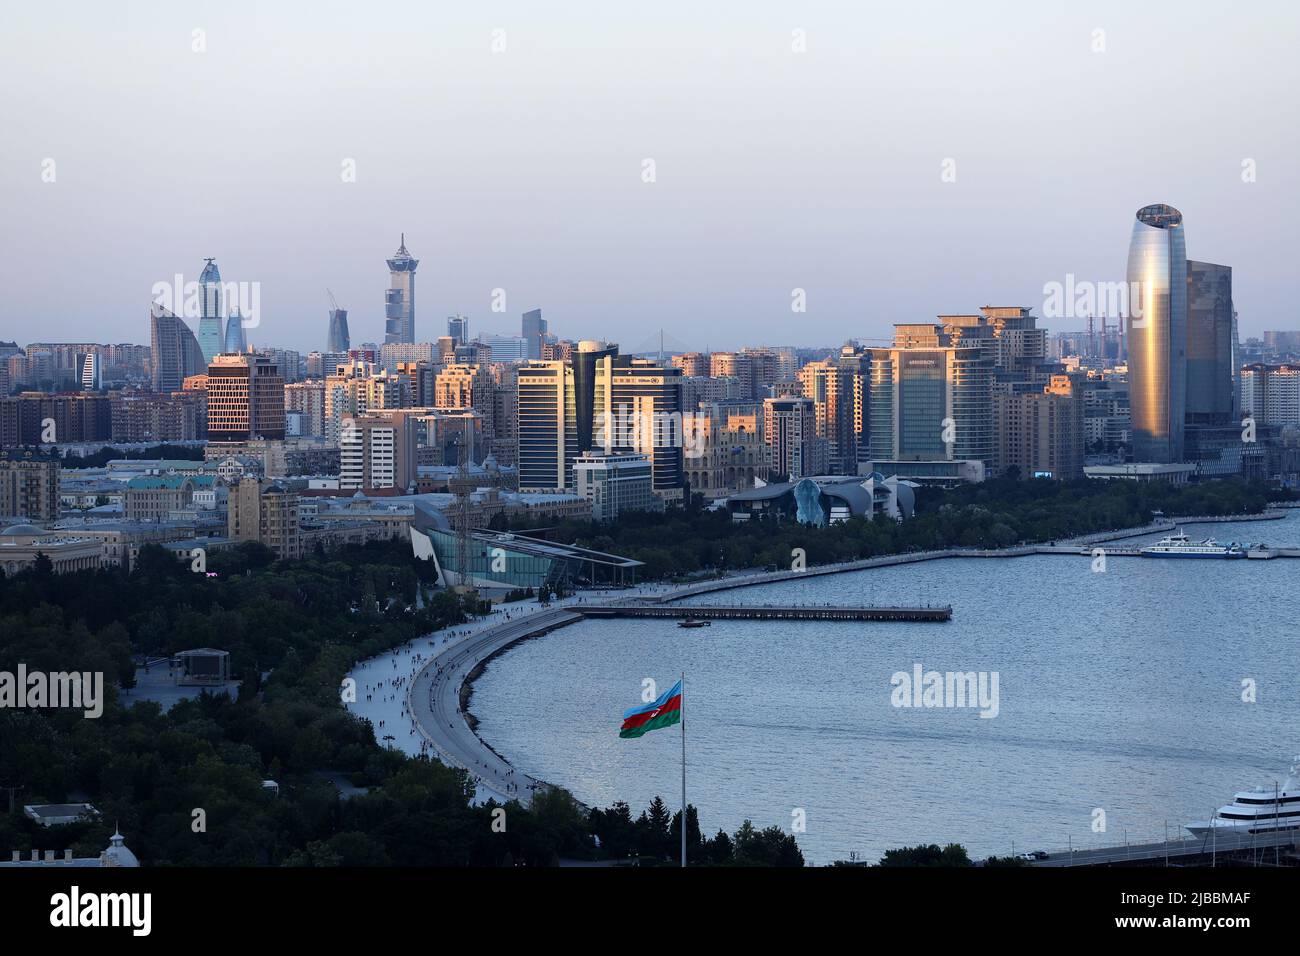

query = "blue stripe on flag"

[{"left": 623, "top": 680, "right": 682, "bottom": 719}]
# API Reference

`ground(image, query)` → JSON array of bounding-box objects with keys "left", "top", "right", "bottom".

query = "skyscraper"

[
  {"left": 448, "top": 314, "right": 469, "bottom": 345},
  {"left": 868, "top": 325, "right": 995, "bottom": 469},
  {"left": 1126, "top": 203, "right": 1187, "bottom": 463},
  {"left": 385, "top": 235, "right": 418, "bottom": 344},
  {"left": 522, "top": 308, "right": 547, "bottom": 360},
  {"left": 1185, "top": 260, "right": 1237, "bottom": 425},
  {"left": 327, "top": 301, "right": 350, "bottom": 352},
  {"left": 223, "top": 309, "right": 249, "bottom": 354},
  {"left": 517, "top": 342, "right": 683, "bottom": 495},
  {"left": 150, "top": 303, "right": 207, "bottom": 392},
  {"left": 197, "top": 258, "right": 224, "bottom": 364}
]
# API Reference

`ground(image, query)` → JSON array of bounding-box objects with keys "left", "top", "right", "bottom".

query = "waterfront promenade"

[{"left": 397, "top": 508, "right": 1291, "bottom": 810}]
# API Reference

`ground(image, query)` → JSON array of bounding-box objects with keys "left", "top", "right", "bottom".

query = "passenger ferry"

[
  {"left": 1186, "top": 759, "right": 1300, "bottom": 836},
  {"left": 1139, "top": 531, "right": 1246, "bottom": 558}
]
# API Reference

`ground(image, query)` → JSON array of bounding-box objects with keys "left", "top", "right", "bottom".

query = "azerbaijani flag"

[{"left": 620, "top": 680, "right": 682, "bottom": 739}]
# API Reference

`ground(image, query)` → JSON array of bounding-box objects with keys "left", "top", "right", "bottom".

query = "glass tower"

[
  {"left": 197, "top": 258, "right": 224, "bottom": 364},
  {"left": 384, "top": 235, "right": 418, "bottom": 344},
  {"left": 1126, "top": 204, "right": 1187, "bottom": 462}
]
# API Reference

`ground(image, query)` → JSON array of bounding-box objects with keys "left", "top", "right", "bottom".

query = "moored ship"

[
  {"left": 1139, "top": 531, "right": 1246, "bottom": 558},
  {"left": 1187, "top": 759, "right": 1300, "bottom": 836}
]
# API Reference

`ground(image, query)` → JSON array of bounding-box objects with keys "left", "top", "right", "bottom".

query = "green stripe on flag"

[{"left": 619, "top": 708, "right": 681, "bottom": 739}]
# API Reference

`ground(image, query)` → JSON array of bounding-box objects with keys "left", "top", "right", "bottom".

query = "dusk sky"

[{"left": 1, "top": 0, "right": 1296, "bottom": 351}]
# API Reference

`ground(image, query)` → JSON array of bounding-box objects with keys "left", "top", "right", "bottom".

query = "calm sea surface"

[{"left": 472, "top": 514, "right": 1300, "bottom": 864}]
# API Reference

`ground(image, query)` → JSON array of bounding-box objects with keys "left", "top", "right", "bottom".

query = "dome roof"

[
  {"left": 0, "top": 524, "right": 43, "bottom": 536},
  {"left": 101, "top": 830, "right": 139, "bottom": 868}
]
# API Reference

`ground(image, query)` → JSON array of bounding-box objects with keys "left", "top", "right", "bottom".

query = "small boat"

[{"left": 677, "top": 618, "right": 712, "bottom": 629}]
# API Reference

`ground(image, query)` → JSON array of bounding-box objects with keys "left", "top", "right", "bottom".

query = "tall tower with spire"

[
  {"left": 198, "top": 258, "right": 224, "bottom": 363},
  {"left": 385, "top": 234, "right": 418, "bottom": 344}
]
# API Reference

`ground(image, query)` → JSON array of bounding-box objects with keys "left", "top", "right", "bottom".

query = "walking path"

[{"left": 357, "top": 508, "right": 1292, "bottom": 807}]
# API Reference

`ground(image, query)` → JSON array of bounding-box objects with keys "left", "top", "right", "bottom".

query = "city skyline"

[{"left": 2, "top": 2, "right": 1296, "bottom": 349}]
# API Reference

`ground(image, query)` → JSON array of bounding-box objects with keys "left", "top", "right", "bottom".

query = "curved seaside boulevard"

[{"left": 365, "top": 508, "right": 1292, "bottom": 811}]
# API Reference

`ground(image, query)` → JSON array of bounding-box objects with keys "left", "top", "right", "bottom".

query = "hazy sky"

[{"left": 1, "top": 1, "right": 1296, "bottom": 352}]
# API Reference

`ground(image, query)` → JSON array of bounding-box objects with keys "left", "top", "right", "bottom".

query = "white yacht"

[
  {"left": 1139, "top": 530, "right": 1246, "bottom": 559},
  {"left": 1186, "top": 759, "right": 1300, "bottom": 836}
]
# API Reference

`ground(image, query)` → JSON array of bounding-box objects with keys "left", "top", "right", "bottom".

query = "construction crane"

[{"left": 326, "top": 289, "right": 340, "bottom": 313}]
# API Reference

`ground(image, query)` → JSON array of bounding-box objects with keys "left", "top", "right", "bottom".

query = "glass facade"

[{"left": 1126, "top": 204, "right": 1186, "bottom": 462}]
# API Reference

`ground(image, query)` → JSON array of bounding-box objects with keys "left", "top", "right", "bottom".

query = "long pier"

[{"left": 576, "top": 603, "right": 952, "bottom": 622}]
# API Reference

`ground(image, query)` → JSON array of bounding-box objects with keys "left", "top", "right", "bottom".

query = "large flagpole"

[{"left": 680, "top": 670, "right": 686, "bottom": 868}]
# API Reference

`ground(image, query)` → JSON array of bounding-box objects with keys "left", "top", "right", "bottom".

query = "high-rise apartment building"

[
  {"left": 763, "top": 396, "right": 826, "bottom": 480},
  {"left": 0, "top": 447, "right": 60, "bottom": 521},
  {"left": 994, "top": 375, "right": 1084, "bottom": 480},
  {"left": 81, "top": 353, "right": 101, "bottom": 391},
  {"left": 797, "top": 353, "right": 866, "bottom": 474},
  {"left": 323, "top": 362, "right": 404, "bottom": 444},
  {"left": 228, "top": 477, "right": 301, "bottom": 560},
  {"left": 284, "top": 381, "right": 327, "bottom": 438},
  {"left": 339, "top": 413, "right": 417, "bottom": 492},
  {"left": 1241, "top": 365, "right": 1300, "bottom": 428}
]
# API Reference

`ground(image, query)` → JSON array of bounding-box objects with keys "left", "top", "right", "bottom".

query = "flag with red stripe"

[{"left": 620, "top": 680, "right": 682, "bottom": 739}]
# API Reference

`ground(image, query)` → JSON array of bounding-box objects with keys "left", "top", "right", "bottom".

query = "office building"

[
  {"left": 150, "top": 303, "right": 207, "bottom": 392},
  {"left": 206, "top": 354, "right": 285, "bottom": 443},
  {"left": 574, "top": 452, "right": 658, "bottom": 521},
  {"left": 448, "top": 314, "right": 469, "bottom": 345},
  {"left": 517, "top": 342, "right": 683, "bottom": 495},
  {"left": 1185, "top": 260, "right": 1237, "bottom": 426},
  {"left": 1126, "top": 203, "right": 1187, "bottom": 463},
  {"left": 522, "top": 309, "right": 547, "bottom": 360},
  {"left": 868, "top": 325, "right": 995, "bottom": 469}
]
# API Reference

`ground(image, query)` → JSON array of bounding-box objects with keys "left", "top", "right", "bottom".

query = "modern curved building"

[
  {"left": 150, "top": 302, "right": 206, "bottom": 392},
  {"left": 223, "top": 308, "right": 249, "bottom": 354},
  {"left": 197, "top": 258, "right": 224, "bottom": 364},
  {"left": 1126, "top": 203, "right": 1187, "bottom": 463},
  {"left": 327, "top": 306, "right": 350, "bottom": 352}
]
